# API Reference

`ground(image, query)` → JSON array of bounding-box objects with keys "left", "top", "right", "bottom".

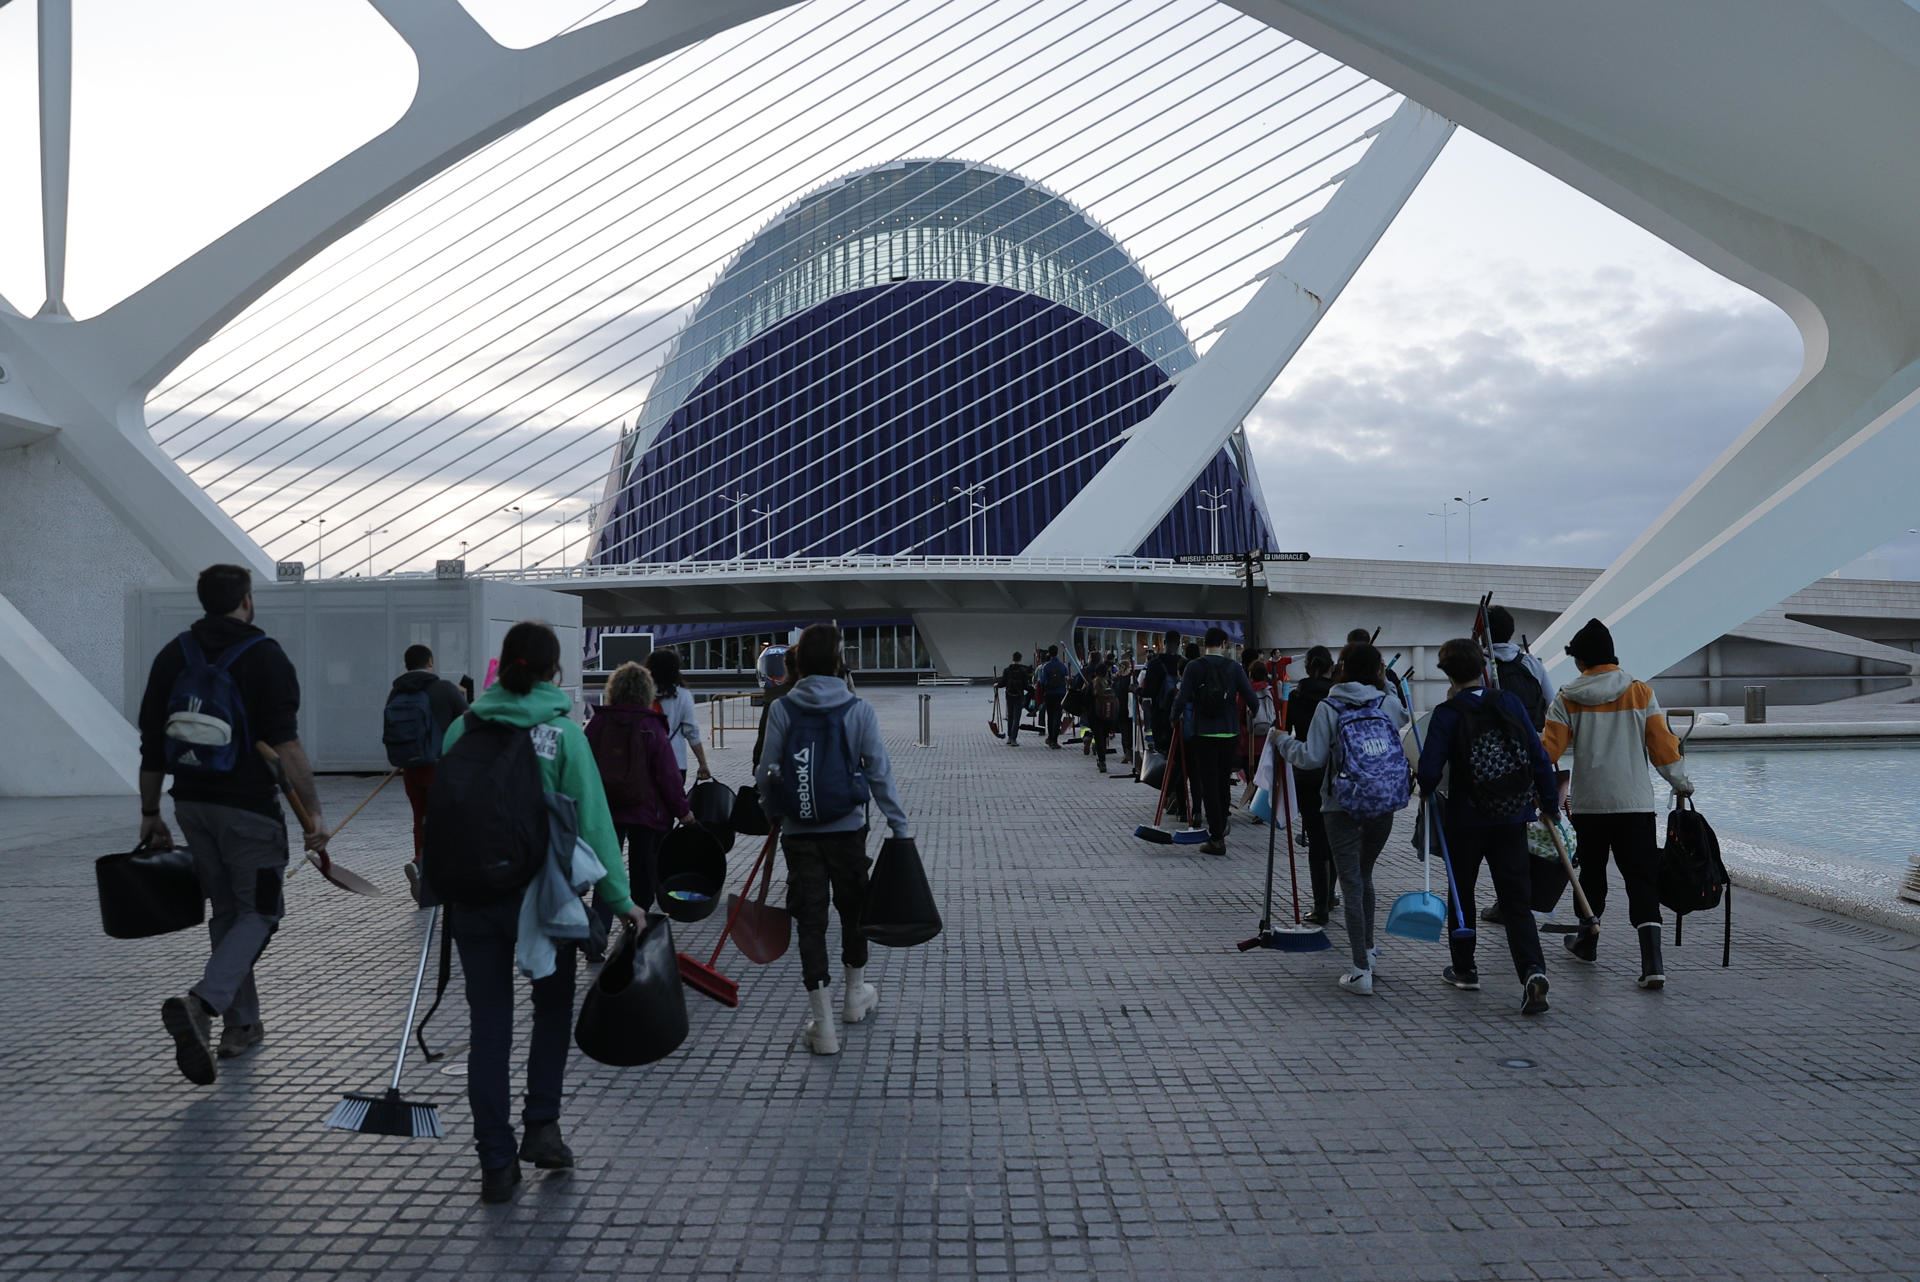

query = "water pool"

[{"left": 1680, "top": 746, "right": 1919, "bottom": 868}]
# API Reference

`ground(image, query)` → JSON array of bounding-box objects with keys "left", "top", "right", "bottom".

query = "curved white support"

[{"left": 1025, "top": 99, "right": 1452, "bottom": 556}]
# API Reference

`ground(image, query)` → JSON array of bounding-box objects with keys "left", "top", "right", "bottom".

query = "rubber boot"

[
  {"left": 801, "top": 986, "right": 840, "bottom": 1055},
  {"left": 1637, "top": 923, "right": 1666, "bottom": 990},
  {"left": 842, "top": 966, "right": 878, "bottom": 1024}
]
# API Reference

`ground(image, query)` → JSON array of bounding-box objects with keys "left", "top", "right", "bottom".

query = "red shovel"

[
  {"left": 256, "top": 743, "right": 382, "bottom": 896},
  {"left": 678, "top": 827, "right": 786, "bottom": 1007}
]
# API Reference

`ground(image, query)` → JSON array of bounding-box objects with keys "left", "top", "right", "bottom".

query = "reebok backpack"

[
  {"left": 382, "top": 689, "right": 439, "bottom": 768},
  {"left": 1456, "top": 693, "right": 1537, "bottom": 821},
  {"left": 1495, "top": 657, "right": 1549, "bottom": 731},
  {"left": 422, "top": 714, "right": 546, "bottom": 904},
  {"left": 1661, "top": 798, "right": 1731, "bottom": 965},
  {"left": 777, "top": 702, "right": 871, "bottom": 825},
  {"left": 1329, "top": 698, "right": 1411, "bottom": 819},
  {"left": 163, "top": 632, "right": 266, "bottom": 775}
]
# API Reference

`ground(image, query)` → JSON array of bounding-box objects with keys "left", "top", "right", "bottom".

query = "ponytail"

[{"left": 498, "top": 621, "right": 561, "bottom": 695}]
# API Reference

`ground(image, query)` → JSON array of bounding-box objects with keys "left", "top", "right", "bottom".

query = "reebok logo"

[{"left": 791, "top": 744, "right": 815, "bottom": 819}]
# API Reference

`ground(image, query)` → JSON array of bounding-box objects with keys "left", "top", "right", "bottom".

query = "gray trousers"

[
  {"left": 175, "top": 801, "right": 289, "bottom": 1027},
  {"left": 1323, "top": 809, "right": 1396, "bottom": 971}
]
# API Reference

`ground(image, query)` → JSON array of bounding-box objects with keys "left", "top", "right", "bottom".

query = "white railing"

[{"left": 468, "top": 554, "right": 1249, "bottom": 583}]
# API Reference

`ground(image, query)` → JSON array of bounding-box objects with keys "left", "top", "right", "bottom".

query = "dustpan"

[
  {"left": 729, "top": 830, "right": 791, "bottom": 964},
  {"left": 1386, "top": 803, "right": 1447, "bottom": 942},
  {"left": 988, "top": 685, "right": 1003, "bottom": 740}
]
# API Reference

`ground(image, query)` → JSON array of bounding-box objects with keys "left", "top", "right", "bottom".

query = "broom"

[
  {"left": 1239, "top": 717, "right": 1329, "bottom": 952},
  {"left": 1133, "top": 727, "right": 1186, "bottom": 844},
  {"left": 1168, "top": 723, "right": 1212, "bottom": 845},
  {"left": 677, "top": 829, "right": 781, "bottom": 1007},
  {"left": 324, "top": 906, "right": 443, "bottom": 1138},
  {"left": 988, "top": 683, "right": 1003, "bottom": 740}
]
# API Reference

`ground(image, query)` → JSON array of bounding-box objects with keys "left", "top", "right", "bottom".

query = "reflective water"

[{"left": 1680, "top": 746, "right": 1920, "bottom": 867}]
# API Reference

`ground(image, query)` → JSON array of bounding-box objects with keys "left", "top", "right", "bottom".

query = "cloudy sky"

[{"left": 1, "top": 0, "right": 1910, "bottom": 579}]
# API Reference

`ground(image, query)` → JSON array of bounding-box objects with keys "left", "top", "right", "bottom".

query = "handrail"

[{"left": 463, "top": 553, "right": 1249, "bottom": 582}]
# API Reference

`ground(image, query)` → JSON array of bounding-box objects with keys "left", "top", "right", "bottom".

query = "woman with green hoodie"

[{"left": 440, "top": 621, "right": 640, "bottom": 1204}]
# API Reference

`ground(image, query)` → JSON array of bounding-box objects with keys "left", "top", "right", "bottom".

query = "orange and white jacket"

[{"left": 1541, "top": 665, "right": 1692, "bottom": 814}]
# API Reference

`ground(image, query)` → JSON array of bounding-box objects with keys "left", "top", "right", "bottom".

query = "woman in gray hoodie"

[
  {"left": 754, "top": 623, "right": 912, "bottom": 1055},
  {"left": 1271, "top": 643, "right": 1410, "bottom": 996}
]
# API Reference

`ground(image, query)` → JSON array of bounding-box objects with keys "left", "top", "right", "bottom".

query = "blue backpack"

[
  {"left": 1330, "top": 697, "right": 1411, "bottom": 819},
  {"left": 777, "top": 702, "right": 871, "bottom": 825},
  {"left": 163, "top": 632, "right": 266, "bottom": 775},
  {"left": 383, "top": 688, "right": 440, "bottom": 768}
]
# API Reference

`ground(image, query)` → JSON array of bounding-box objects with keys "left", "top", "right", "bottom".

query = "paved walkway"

[{"left": 2, "top": 687, "right": 1918, "bottom": 1281}]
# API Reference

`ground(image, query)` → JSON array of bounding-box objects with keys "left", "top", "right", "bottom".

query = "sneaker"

[
  {"left": 1563, "top": 929, "right": 1599, "bottom": 965},
  {"left": 1367, "top": 946, "right": 1380, "bottom": 975},
  {"left": 1200, "top": 839, "right": 1226, "bottom": 856},
  {"left": 800, "top": 987, "right": 839, "bottom": 1055},
  {"left": 217, "top": 1021, "right": 265, "bottom": 1059},
  {"left": 161, "top": 994, "right": 216, "bottom": 1085},
  {"left": 1521, "top": 973, "right": 1551, "bottom": 1015},
  {"left": 1337, "top": 968, "right": 1373, "bottom": 996},
  {"left": 842, "top": 966, "right": 878, "bottom": 1024},
  {"left": 518, "top": 1120, "right": 574, "bottom": 1170},
  {"left": 480, "top": 1163, "right": 521, "bottom": 1204},
  {"left": 1442, "top": 966, "right": 1480, "bottom": 991}
]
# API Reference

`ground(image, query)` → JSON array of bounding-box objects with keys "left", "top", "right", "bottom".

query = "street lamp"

[
  {"left": 362, "top": 525, "right": 387, "bottom": 578},
  {"left": 300, "top": 516, "right": 327, "bottom": 578},
  {"left": 504, "top": 505, "right": 524, "bottom": 573},
  {"left": 1452, "top": 491, "right": 1491, "bottom": 563},
  {"left": 553, "top": 509, "right": 575, "bottom": 568},
  {"left": 751, "top": 506, "right": 775, "bottom": 559},
  {"left": 1426, "top": 501, "right": 1456, "bottom": 563},
  {"left": 952, "top": 482, "right": 985, "bottom": 556},
  {"left": 722, "top": 490, "right": 751, "bottom": 560},
  {"left": 1198, "top": 486, "right": 1232, "bottom": 555}
]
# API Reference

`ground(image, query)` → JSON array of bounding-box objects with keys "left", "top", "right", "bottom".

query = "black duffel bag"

[
  {"left": 96, "top": 841, "right": 204, "bottom": 939},
  {"left": 864, "top": 836, "right": 942, "bottom": 948},
  {"left": 730, "top": 783, "right": 771, "bottom": 836},
  {"left": 574, "top": 913, "right": 688, "bottom": 1066},
  {"left": 688, "top": 779, "right": 737, "bottom": 853}
]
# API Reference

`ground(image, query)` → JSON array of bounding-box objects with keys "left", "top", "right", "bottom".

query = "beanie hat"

[{"left": 1565, "top": 618, "right": 1617, "bottom": 667}]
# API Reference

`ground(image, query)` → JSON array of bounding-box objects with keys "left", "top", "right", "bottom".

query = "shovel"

[
  {"left": 256, "top": 743, "right": 380, "bottom": 896},
  {"left": 678, "top": 828, "right": 783, "bottom": 1006},
  {"left": 730, "top": 829, "right": 791, "bottom": 964},
  {"left": 988, "top": 684, "right": 1004, "bottom": 740}
]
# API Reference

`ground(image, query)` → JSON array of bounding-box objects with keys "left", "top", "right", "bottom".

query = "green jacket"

[{"left": 442, "top": 681, "right": 633, "bottom": 915}]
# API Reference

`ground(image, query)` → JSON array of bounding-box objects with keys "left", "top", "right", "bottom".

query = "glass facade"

[{"left": 656, "top": 624, "right": 931, "bottom": 674}]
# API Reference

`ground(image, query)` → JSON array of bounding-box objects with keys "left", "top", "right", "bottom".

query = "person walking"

[
  {"left": 1171, "top": 627, "right": 1259, "bottom": 856},
  {"left": 433, "top": 622, "right": 640, "bottom": 1202},
  {"left": 1415, "top": 639, "right": 1560, "bottom": 1014},
  {"left": 585, "top": 661, "right": 692, "bottom": 939},
  {"left": 1112, "top": 657, "right": 1137, "bottom": 766},
  {"left": 1286, "top": 646, "right": 1339, "bottom": 924},
  {"left": 1542, "top": 619, "right": 1694, "bottom": 989},
  {"left": 645, "top": 648, "right": 713, "bottom": 785},
  {"left": 1238, "top": 657, "right": 1278, "bottom": 808},
  {"left": 754, "top": 623, "right": 912, "bottom": 1056},
  {"left": 384, "top": 643, "right": 468, "bottom": 904},
  {"left": 137, "top": 564, "right": 327, "bottom": 1083},
  {"left": 1036, "top": 646, "right": 1070, "bottom": 749},
  {"left": 1084, "top": 653, "right": 1121, "bottom": 773},
  {"left": 1272, "top": 643, "right": 1410, "bottom": 995},
  {"left": 1480, "top": 603, "right": 1560, "bottom": 927},
  {"left": 997, "top": 651, "right": 1033, "bottom": 746}
]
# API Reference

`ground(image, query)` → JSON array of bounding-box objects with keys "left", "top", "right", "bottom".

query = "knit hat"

[{"left": 1565, "top": 618, "right": 1617, "bottom": 667}]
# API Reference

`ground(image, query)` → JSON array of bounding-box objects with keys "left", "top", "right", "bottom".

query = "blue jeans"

[{"left": 448, "top": 900, "right": 576, "bottom": 1170}]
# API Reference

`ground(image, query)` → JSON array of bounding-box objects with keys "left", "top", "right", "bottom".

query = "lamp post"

[
  {"left": 952, "top": 482, "right": 985, "bottom": 556},
  {"left": 553, "top": 509, "right": 574, "bottom": 568},
  {"left": 1452, "top": 491, "right": 1491, "bottom": 563},
  {"left": 504, "top": 505, "right": 524, "bottom": 573},
  {"left": 723, "top": 490, "right": 751, "bottom": 560},
  {"left": 752, "top": 506, "right": 774, "bottom": 559},
  {"left": 300, "top": 515, "right": 327, "bottom": 578},
  {"left": 362, "top": 525, "right": 387, "bottom": 577},
  {"left": 1198, "top": 486, "right": 1232, "bottom": 554},
  {"left": 1426, "top": 501, "right": 1455, "bottom": 563}
]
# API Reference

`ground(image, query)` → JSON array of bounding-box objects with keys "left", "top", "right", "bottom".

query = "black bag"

[
  {"left": 1494, "top": 657, "right": 1549, "bottom": 731},
  {"left": 422, "top": 714, "right": 545, "bottom": 905},
  {"left": 1455, "top": 694, "right": 1536, "bottom": 821},
  {"left": 1661, "top": 798, "right": 1731, "bottom": 965},
  {"left": 96, "top": 842, "right": 204, "bottom": 939},
  {"left": 688, "top": 779, "right": 737, "bottom": 853},
  {"left": 1191, "top": 655, "right": 1231, "bottom": 717},
  {"left": 864, "top": 836, "right": 942, "bottom": 948},
  {"left": 1140, "top": 751, "right": 1168, "bottom": 790},
  {"left": 730, "top": 783, "right": 771, "bottom": 836},
  {"left": 573, "top": 913, "right": 688, "bottom": 1066}
]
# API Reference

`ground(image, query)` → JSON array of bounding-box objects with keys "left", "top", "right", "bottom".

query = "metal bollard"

[
  {"left": 712, "top": 696, "right": 725, "bottom": 750},
  {"left": 1743, "top": 685, "right": 1767, "bottom": 725},
  {"left": 917, "top": 693, "right": 932, "bottom": 747}
]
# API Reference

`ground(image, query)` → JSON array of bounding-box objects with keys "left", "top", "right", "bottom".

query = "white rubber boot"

[
  {"left": 842, "top": 966, "right": 878, "bottom": 1024},
  {"left": 800, "top": 986, "right": 839, "bottom": 1055}
]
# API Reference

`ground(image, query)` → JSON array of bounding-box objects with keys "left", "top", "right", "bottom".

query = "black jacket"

[
  {"left": 1286, "top": 675, "right": 1334, "bottom": 745},
  {"left": 389, "top": 669, "right": 469, "bottom": 740},
  {"left": 138, "top": 616, "right": 301, "bottom": 819}
]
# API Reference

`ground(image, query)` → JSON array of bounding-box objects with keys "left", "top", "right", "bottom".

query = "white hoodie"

[{"left": 1543, "top": 665, "right": 1691, "bottom": 814}]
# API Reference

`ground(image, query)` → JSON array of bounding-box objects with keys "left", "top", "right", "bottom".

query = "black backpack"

[
  {"left": 422, "top": 714, "right": 546, "bottom": 904},
  {"left": 382, "top": 687, "right": 439, "bottom": 768},
  {"left": 1192, "top": 657, "right": 1231, "bottom": 717},
  {"left": 1661, "top": 798, "right": 1731, "bottom": 965},
  {"left": 1454, "top": 692, "right": 1536, "bottom": 821},
  {"left": 1495, "top": 657, "right": 1548, "bottom": 730}
]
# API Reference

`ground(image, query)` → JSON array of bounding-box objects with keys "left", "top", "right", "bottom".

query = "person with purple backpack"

[{"left": 1271, "top": 642, "right": 1410, "bottom": 995}]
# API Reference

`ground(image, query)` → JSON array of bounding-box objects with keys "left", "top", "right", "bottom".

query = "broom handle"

[
  {"left": 1542, "top": 817, "right": 1596, "bottom": 924},
  {"left": 331, "top": 769, "right": 397, "bottom": 843},
  {"left": 1397, "top": 675, "right": 1462, "bottom": 928},
  {"left": 390, "top": 905, "right": 438, "bottom": 1091},
  {"left": 1278, "top": 739, "right": 1301, "bottom": 925}
]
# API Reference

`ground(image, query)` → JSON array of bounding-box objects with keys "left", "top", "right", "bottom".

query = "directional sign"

[
  {"left": 1267, "top": 552, "right": 1311, "bottom": 562},
  {"left": 1172, "top": 551, "right": 1310, "bottom": 565}
]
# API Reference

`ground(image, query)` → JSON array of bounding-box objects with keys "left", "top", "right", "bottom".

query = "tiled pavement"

[{"left": 2, "top": 686, "right": 1917, "bottom": 1281}]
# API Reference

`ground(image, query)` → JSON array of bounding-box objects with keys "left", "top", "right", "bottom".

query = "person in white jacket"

[{"left": 644, "top": 648, "right": 712, "bottom": 784}]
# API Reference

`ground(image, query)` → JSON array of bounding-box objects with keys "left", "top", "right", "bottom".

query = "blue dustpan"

[
  {"left": 1386, "top": 890, "right": 1446, "bottom": 942},
  {"left": 1249, "top": 788, "right": 1274, "bottom": 825}
]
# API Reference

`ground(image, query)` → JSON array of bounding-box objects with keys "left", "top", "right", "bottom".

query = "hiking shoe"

[
  {"left": 800, "top": 987, "right": 840, "bottom": 1055},
  {"left": 842, "top": 966, "right": 878, "bottom": 1024},
  {"left": 480, "top": 1163, "right": 521, "bottom": 1204},
  {"left": 1522, "top": 973, "right": 1551, "bottom": 1015},
  {"left": 1443, "top": 966, "right": 1480, "bottom": 991},
  {"left": 162, "top": 994, "right": 216, "bottom": 1085},
  {"left": 1563, "top": 929, "right": 1599, "bottom": 965},
  {"left": 1200, "top": 839, "right": 1226, "bottom": 856},
  {"left": 1480, "top": 900, "right": 1509, "bottom": 925},
  {"left": 518, "top": 1120, "right": 574, "bottom": 1170},
  {"left": 217, "top": 1021, "right": 264, "bottom": 1059},
  {"left": 1337, "top": 968, "right": 1373, "bottom": 997}
]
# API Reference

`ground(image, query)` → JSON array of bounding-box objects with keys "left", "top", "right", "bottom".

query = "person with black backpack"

[
  {"left": 753, "top": 623, "right": 911, "bottom": 1057},
  {"left": 585, "top": 661, "right": 693, "bottom": 946},
  {"left": 1415, "top": 639, "right": 1561, "bottom": 1015},
  {"left": 425, "top": 621, "right": 640, "bottom": 1203},
  {"left": 136, "top": 564, "right": 326, "bottom": 1084},
  {"left": 1286, "top": 646, "right": 1339, "bottom": 925},
  {"left": 1172, "top": 627, "right": 1259, "bottom": 856},
  {"left": 1085, "top": 654, "right": 1121, "bottom": 773},
  {"left": 384, "top": 644, "right": 468, "bottom": 902},
  {"left": 997, "top": 651, "right": 1033, "bottom": 746},
  {"left": 1035, "top": 646, "right": 1070, "bottom": 749},
  {"left": 1479, "top": 605, "right": 1560, "bottom": 928}
]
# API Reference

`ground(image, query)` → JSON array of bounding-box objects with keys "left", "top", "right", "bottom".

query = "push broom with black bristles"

[
  {"left": 1238, "top": 711, "right": 1330, "bottom": 952},
  {"left": 325, "top": 906, "right": 443, "bottom": 1138}
]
